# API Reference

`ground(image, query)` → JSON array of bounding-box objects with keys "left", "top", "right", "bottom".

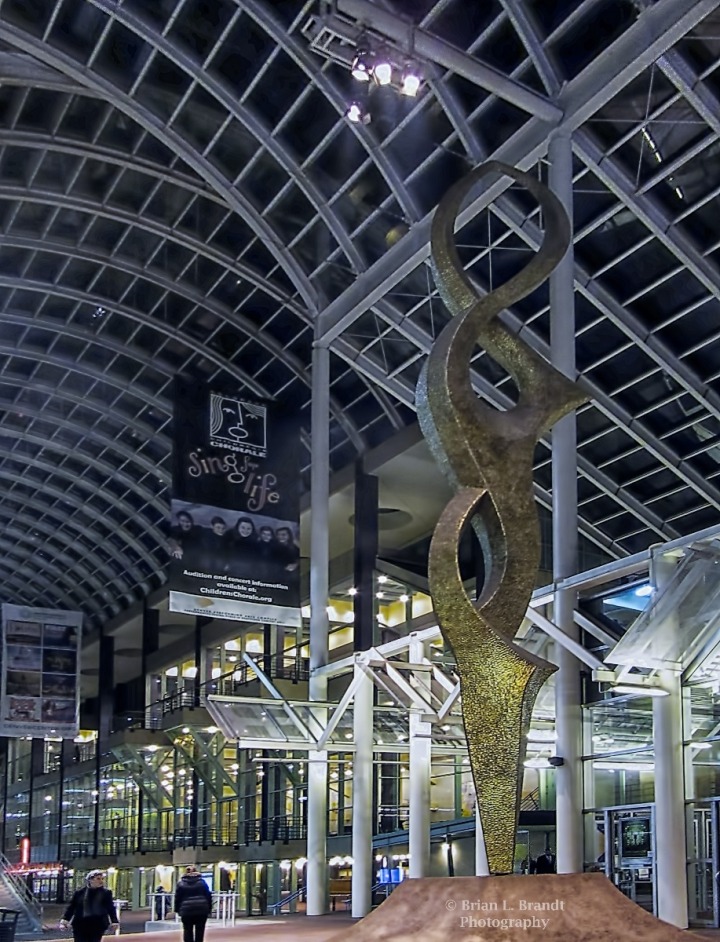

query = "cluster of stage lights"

[{"left": 346, "top": 47, "right": 422, "bottom": 124}]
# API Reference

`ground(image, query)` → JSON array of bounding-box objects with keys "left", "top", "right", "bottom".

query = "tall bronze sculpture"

[{"left": 416, "top": 162, "right": 588, "bottom": 874}]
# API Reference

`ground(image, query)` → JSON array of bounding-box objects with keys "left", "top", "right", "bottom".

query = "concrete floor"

[
  {"left": 34, "top": 903, "right": 720, "bottom": 941},
  {"left": 35, "top": 910, "right": 357, "bottom": 942}
]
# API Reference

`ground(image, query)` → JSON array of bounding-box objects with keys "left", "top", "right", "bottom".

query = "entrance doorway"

[
  {"left": 602, "top": 805, "right": 655, "bottom": 914},
  {"left": 244, "top": 862, "right": 268, "bottom": 916},
  {"left": 688, "top": 801, "right": 716, "bottom": 926}
]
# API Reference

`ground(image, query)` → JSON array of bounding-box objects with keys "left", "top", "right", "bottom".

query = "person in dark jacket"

[
  {"left": 174, "top": 866, "right": 212, "bottom": 942},
  {"left": 535, "top": 850, "right": 556, "bottom": 874},
  {"left": 59, "top": 870, "right": 119, "bottom": 942}
]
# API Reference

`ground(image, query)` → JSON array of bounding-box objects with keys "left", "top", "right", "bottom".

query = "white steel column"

[
  {"left": 307, "top": 340, "right": 330, "bottom": 916},
  {"left": 408, "top": 636, "right": 431, "bottom": 878},
  {"left": 351, "top": 665, "right": 374, "bottom": 917},
  {"left": 549, "top": 128, "right": 584, "bottom": 873},
  {"left": 652, "top": 550, "right": 688, "bottom": 928},
  {"left": 683, "top": 686, "right": 697, "bottom": 924}
]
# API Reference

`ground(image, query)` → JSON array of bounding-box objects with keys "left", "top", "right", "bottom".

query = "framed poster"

[{"left": 0, "top": 604, "right": 81, "bottom": 737}]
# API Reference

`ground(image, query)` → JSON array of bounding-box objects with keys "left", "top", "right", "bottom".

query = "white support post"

[
  {"left": 683, "top": 686, "right": 697, "bottom": 924},
  {"left": 652, "top": 550, "right": 688, "bottom": 928},
  {"left": 408, "top": 637, "right": 431, "bottom": 878},
  {"left": 307, "top": 339, "right": 330, "bottom": 916},
  {"left": 549, "top": 128, "right": 584, "bottom": 874},
  {"left": 351, "top": 666, "right": 374, "bottom": 917}
]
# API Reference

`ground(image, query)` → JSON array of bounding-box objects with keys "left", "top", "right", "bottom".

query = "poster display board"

[
  {"left": 0, "top": 604, "right": 82, "bottom": 737},
  {"left": 169, "top": 380, "right": 301, "bottom": 626}
]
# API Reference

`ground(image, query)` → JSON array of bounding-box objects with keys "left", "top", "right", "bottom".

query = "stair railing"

[
  {"left": 269, "top": 887, "right": 304, "bottom": 915},
  {"left": 0, "top": 851, "right": 43, "bottom": 928}
]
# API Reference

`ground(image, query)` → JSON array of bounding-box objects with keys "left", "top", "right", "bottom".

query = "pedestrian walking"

[
  {"left": 59, "top": 870, "right": 119, "bottom": 942},
  {"left": 174, "top": 866, "right": 212, "bottom": 942}
]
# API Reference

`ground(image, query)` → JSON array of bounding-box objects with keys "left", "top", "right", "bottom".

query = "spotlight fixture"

[
  {"left": 351, "top": 49, "right": 373, "bottom": 82},
  {"left": 401, "top": 64, "right": 422, "bottom": 97},
  {"left": 344, "top": 44, "right": 423, "bottom": 124},
  {"left": 373, "top": 57, "right": 393, "bottom": 86},
  {"left": 346, "top": 101, "right": 371, "bottom": 125}
]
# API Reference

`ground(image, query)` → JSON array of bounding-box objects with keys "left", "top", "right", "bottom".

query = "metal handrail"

[
  {"left": 269, "top": 887, "right": 304, "bottom": 915},
  {"left": 0, "top": 851, "right": 43, "bottom": 928},
  {"left": 343, "top": 881, "right": 395, "bottom": 911}
]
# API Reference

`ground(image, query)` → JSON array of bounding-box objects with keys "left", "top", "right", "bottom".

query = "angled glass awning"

[{"left": 606, "top": 542, "right": 720, "bottom": 673}]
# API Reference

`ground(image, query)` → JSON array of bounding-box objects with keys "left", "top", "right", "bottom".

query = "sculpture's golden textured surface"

[{"left": 417, "top": 162, "right": 588, "bottom": 874}]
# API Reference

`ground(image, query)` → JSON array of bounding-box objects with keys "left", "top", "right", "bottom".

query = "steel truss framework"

[{"left": 0, "top": 0, "right": 719, "bottom": 623}]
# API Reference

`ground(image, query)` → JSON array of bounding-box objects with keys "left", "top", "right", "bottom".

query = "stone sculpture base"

[{"left": 328, "top": 873, "right": 706, "bottom": 941}]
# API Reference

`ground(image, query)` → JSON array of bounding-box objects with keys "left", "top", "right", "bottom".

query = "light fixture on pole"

[
  {"left": 400, "top": 63, "right": 422, "bottom": 97},
  {"left": 351, "top": 49, "right": 373, "bottom": 82},
  {"left": 372, "top": 54, "right": 393, "bottom": 86},
  {"left": 346, "top": 101, "right": 371, "bottom": 125}
]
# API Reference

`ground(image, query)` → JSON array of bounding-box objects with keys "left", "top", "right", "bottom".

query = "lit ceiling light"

[
  {"left": 377, "top": 575, "right": 388, "bottom": 584},
  {"left": 351, "top": 50, "right": 373, "bottom": 82},
  {"left": 400, "top": 65, "right": 422, "bottom": 97},
  {"left": 691, "top": 741, "right": 712, "bottom": 750},
  {"left": 399, "top": 594, "right": 409, "bottom": 603},
  {"left": 634, "top": 584, "right": 653, "bottom": 597},
  {"left": 612, "top": 684, "right": 669, "bottom": 698},
  {"left": 348, "top": 586, "right": 358, "bottom": 596},
  {"left": 346, "top": 102, "right": 370, "bottom": 125},
  {"left": 373, "top": 58, "right": 393, "bottom": 86}
]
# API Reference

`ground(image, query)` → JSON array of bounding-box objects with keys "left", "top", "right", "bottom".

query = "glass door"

[{"left": 603, "top": 804, "right": 656, "bottom": 915}]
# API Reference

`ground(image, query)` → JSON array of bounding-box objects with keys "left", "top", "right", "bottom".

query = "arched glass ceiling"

[{"left": 0, "top": 0, "right": 718, "bottom": 624}]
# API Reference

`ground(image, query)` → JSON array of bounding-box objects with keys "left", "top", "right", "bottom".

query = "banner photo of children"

[
  {"left": 168, "top": 379, "right": 301, "bottom": 626},
  {"left": 0, "top": 604, "right": 81, "bottom": 738}
]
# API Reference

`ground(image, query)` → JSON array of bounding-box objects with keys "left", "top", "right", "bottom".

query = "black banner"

[{"left": 169, "top": 380, "right": 301, "bottom": 625}]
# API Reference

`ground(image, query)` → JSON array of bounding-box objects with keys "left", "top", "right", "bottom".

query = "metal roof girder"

[
  {"left": 0, "top": 467, "right": 163, "bottom": 584},
  {"left": 0, "top": 560, "right": 81, "bottom": 612},
  {"left": 0, "top": 527, "right": 108, "bottom": 616},
  {"left": 317, "top": 0, "right": 714, "bottom": 344},
  {"left": 0, "top": 502, "right": 138, "bottom": 597},
  {"left": 489, "top": 194, "right": 720, "bottom": 423},
  {"left": 575, "top": 130, "right": 720, "bottom": 304},
  {"left": 0, "top": 424, "right": 166, "bottom": 517},
  {"left": 498, "top": 0, "right": 562, "bottom": 96},
  {"left": 0, "top": 18, "right": 319, "bottom": 312},
  {"left": 0, "top": 127, "right": 224, "bottom": 203},
  {"left": 241, "top": 0, "right": 420, "bottom": 223},
  {"left": 336, "top": 0, "right": 563, "bottom": 123},
  {"left": 87, "top": 0, "right": 360, "bottom": 277}
]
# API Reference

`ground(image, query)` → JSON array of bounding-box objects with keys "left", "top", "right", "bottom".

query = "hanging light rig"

[{"left": 345, "top": 35, "right": 422, "bottom": 123}]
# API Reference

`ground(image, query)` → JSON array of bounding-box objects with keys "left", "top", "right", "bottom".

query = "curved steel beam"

[
  {"left": 0, "top": 564, "right": 72, "bottom": 612},
  {"left": 0, "top": 183, "right": 302, "bottom": 316},
  {"left": 0, "top": 19, "right": 319, "bottom": 311},
  {"left": 0, "top": 382, "right": 170, "bottom": 484},
  {"left": 0, "top": 521, "right": 121, "bottom": 615},
  {"left": 0, "top": 525, "right": 107, "bottom": 616},
  {"left": 0, "top": 50, "right": 95, "bottom": 95},
  {"left": 316, "top": 0, "right": 718, "bottom": 343},
  {"left": 0, "top": 452, "right": 164, "bottom": 583},
  {"left": 0, "top": 370, "right": 162, "bottom": 444},
  {"left": 0, "top": 212, "right": 366, "bottom": 454},
  {"left": 499, "top": 0, "right": 562, "bottom": 96},
  {"left": 0, "top": 233, "right": 338, "bottom": 421},
  {"left": 87, "top": 0, "right": 361, "bottom": 276},
  {"left": 0, "top": 504, "right": 139, "bottom": 601},
  {"left": 0, "top": 127, "right": 226, "bottom": 204},
  {"left": 0, "top": 427, "right": 168, "bottom": 524}
]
